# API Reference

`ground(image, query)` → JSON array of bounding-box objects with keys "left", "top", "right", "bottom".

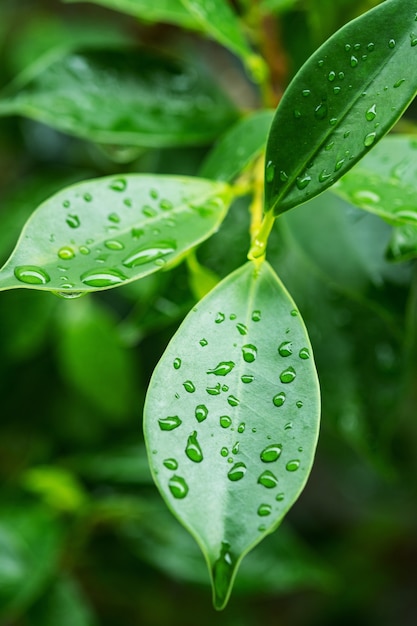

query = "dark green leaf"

[
  {"left": 264, "top": 0, "right": 417, "bottom": 215},
  {"left": 199, "top": 110, "right": 275, "bottom": 182},
  {"left": 144, "top": 260, "right": 320, "bottom": 609},
  {"left": 386, "top": 223, "right": 417, "bottom": 262},
  {"left": 0, "top": 48, "right": 238, "bottom": 147},
  {"left": 0, "top": 174, "right": 232, "bottom": 295},
  {"left": 27, "top": 575, "right": 96, "bottom": 626}
]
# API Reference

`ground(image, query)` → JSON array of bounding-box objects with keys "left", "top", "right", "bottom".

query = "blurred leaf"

[
  {"left": 260, "top": 0, "right": 297, "bottom": 12},
  {"left": 386, "top": 223, "right": 417, "bottom": 261},
  {"left": 144, "top": 260, "right": 320, "bottom": 609},
  {"left": 69, "top": 443, "right": 153, "bottom": 484},
  {"left": 186, "top": 250, "right": 220, "bottom": 300},
  {"left": 199, "top": 110, "right": 275, "bottom": 182},
  {"left": 0, "top": 174, "right": 232, "bottom": 295},
  {"left": 27, "top": 575, "right": 96, "bottom": 626},
  {"left": 0, "top": 48, "right": 238, "bottom": 147},
  {"left": 264, "top": 0, "right": 417, "bottom": 215},
  {"left": 0, "top": 504, "right": 63, "bottom": 620},
  {"left": 22, "top": 466, "right": 87, "bottom": 512},
  {"left": 332, "top": 134, "right": 417, "bottom": 225}
]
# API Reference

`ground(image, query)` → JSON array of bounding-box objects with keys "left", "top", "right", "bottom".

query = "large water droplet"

[
  {"left": 185, "top": 431, "right": 203, "bottom": 463},
  {"left": 365, "top": 104, "right": 377, "bottom": 121},
  {"left": 168, "top": 475, "right": 188, "bottom": 499},
  {"left": 286, "top": 460, "right": 300, "bottom": 472},
  {"left": 280, "top": 367, "right": 296, "bottom": 383},
  {"left": 227, "top": 462, "right": 247, "bottom": 481},
  {"left": 14, "top": 265, "right": 51, "bottom": 285},
  {"left": 258, "top": 504, "right": 272, "bottom": 516},
  {"left": 207, "top": 361, "right": 235, "bottom": 376},
  {"left": 364, "top": 132, "right": 376, "bottom": 147},
  {"left": 296, "top": 174, "right": 311, "bottom": 190},
  {"left": 123, "top": 242, "right": 176, "bottom": 267},
  {"left": 258, "top": 470, "right": 278, "bottom": 488},
  {"left": 66, "top": 214, "right": 80, "bottom": 229},
  {"left": 163, "top": 458, "right": 178, "bottom": 470},
  {"left": 58, "top": 246, "right": 75, "bottom": 260},
  {"left": 278, "top": 341, "right": 293, "bottom": 357},
  {"left": 242, "top": 344, "right": 257, "bottom": 363},
  {"left": 273, "top": 392, "right": 286, "bottom": 407},
  {"left": 220, "top": 415, "right": 232, "bottom": 428},
  {"left": 195, "top": 405, "right": 208, "bottom": 423},
  {"left": 183, "top": 380, "right": 196, "bottom": 393},
  {"left": 260, "top": 444, "right": 282, "bottom": 463},
  {"left": 80, "top": 268, "right": 126, "bottom": 287},
  {"left": 158, "top": 415, "right": 182, "bottom": 431}
]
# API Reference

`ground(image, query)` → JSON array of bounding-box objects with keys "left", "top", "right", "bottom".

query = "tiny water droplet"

[
  {"left": 266, "top": 161, "right": 275, "bottom": 183},
  {"left": 293, "top": 109, "right": 302, "bottom": 119},
  {"left": 168, "top": 475, "right": 188, "bottom": 499},
  {"left": 206, "top": 383, "right": 221, "bottom": 395},
  {"left": 345, "top": 43, "right": 351, "bottom": 51},
  {"left": 104, "top": 239, "right": 124, "bottom": 251},
  {"left": 14, "top": 265, "right": 50, "bottom": 285},
  {"left": 411, "top": 34, "right": 417, "bottom": 47},
  {"left": 273, "top": 392, "right": 286, "bottom": 407},
  {"left": 236, "top": 323, "right": 248, "bottom": 335},
  {"left": 150, "top": 188, "right": 158, "bottom": 199},
  {"left": 158, "top": 415, "right": 182, "bottom": 431},
  {"left": 109, "top": 178, "right": 127, "bottom": 192},
  {"left": 258, "top": 470, "right": 278, "bottom": 488},
  {"left": 365, "top": 104, "right": 377, "bottom": 121},
  {"left": 299, "top": 347, "right": 310, "bottom": 359},
  {"left": 296, "top": 400, "right": 303, "bottom": 408},
  {"left": 338, "top": 71, "right": 345, "bottom": 79},
  {"left": 227, "top": 462, "right": 247, "bottom": 481},
  {"left": 195, "top": 405, "right": 208, "bottom": 423},
  {"left": 163, "top": 458, "right": 178, "bottom": 470},
  {"left": 173, "top": 357, "right": 181, "bottom": 369},
  {"left": 66, "top": 214, "right": 80, "bottom": 229},
  {"left": 229, "top": 313, "right": 236, "bottom": 320},
  {"left": 276, "top": 493, "right": 284, "bottom": 501},
  {"left": 183, "top": 380, "right": 195, "bottom": 393},
  {"left": 58, "top": 246, "right": 75, "bottom": 260},
  {"left": 227, "top": 395, "right": 239, "bottom": 407},
  {"left": 335, "top": 158, "right": 345, "bottom": 171},
  {"left": 302, "top": 89, "right": 311, "bottom": 97},
  {"left": 237, "top": 422, "right": 246, "bottom": 433},
  {"left": 394, "top": 78, "right": 406, "bottom": 88},
  {"left": 63, "top": 200, "right": 70, "bottom": 208},
  {"left": 222, "top": 385, "right": 229, "bottom": 392},
  {"left": 142, "top": 205, "right": 157, "bottom": 218},
  {"left": 367, "top": 42, "right": 375, "bottom": 51},
  {"left": 221, "top": 447, "right": 229, "bottom": 457},
  {"left": 80, "top": 268, "right": 126, "bottom": 287},
  {"left": 286, "top": 460, "right": 300, "bottom": 472},
  {"left": 122, "top": 242, "right": 176, "bottom": 267},
  {"left": 252, "top": 310, "right": 261, "bottom": 321},
  {"left": 278, "top": 341, "right": 293, "bottom": 357},
  {"left": 364, "top": 132, "right": 376, "bottom": 147},
  {"left": 241, "top": 374, "right": 254, "bottom": 384},
  {"left": 279, "top": 170, "right": 289, "bottom": 182},
  {"left": 185, "top": 431, "right": 203, "bottom": 462},
  {"left": 314, "top": 102, "right": 327, "bottom": 120},
  {"left": 296, "top": 175, "right": 311, "bottom": 190},
  {"left": 329, "top": 117, "right": 337, "bottom": 126},
  {"left": 242, "top": 344, "right": 257, "bottom": 363},
  {"left": 207, "top": 361, "right": 235, "bottom": 376},
  {"left": 333, "top": 86, "right": 341, "bottom": 95},
  {"left": 284, "top": 421, "right": 293, "bottom": 430},
  {"left": 260, "top": 444, "right": 282, "bottom": 463},
  {"left": 280, "top": 367, "right": 296, "bottom": 383},
  {"left": 108, "top": 213, "right": 120, "bottom": 223},
  {"left": 215, "top": 312, "right": 225, "bottom": 323},
  {"left": 388, "top": 39, "right": 396, "bottom": 48},
  {"left": 83, "top": 192, "right": 92, "bottom": 202},
  {"left": 79, "top": 245, "right": 90, "bottom": 255},
  {"left": 232, "top": 442, "right": 240, "bottom": 454},
  {"left": 220, "top": 415, "right": 232, "bottom": 428},
  {"left": 328, "top": 70, "right": 336, "bottom": 81},
  {"left": 159, "top": 199, "right": 173, "bottom": 210},
  {"left": 258, "top": 504, "right": 272, "bottom": 516},
  {"left": 317, "top": 58, "right": 324, "bottom": 67},
  {"left": 350, "top": 55, "right": 358, "bottom": 67},
  {"left": 200, "top": 338, "right": 208, "bottom": 347}
]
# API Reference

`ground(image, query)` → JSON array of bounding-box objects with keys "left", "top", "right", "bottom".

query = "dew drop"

[
  {"left": 329, "top": 117, "right": 337, "bottom": 126},
  {"left": 252, "top": 310, "right": 261, "bottom": 321},
  {"left": 299, "top": 347, "right": 310, "bottom": 359},
  {"left": 83, "top": 192, "right": 92, "bottom": 202},
  {"left": 212, "top": 542, "right": 234, "bottom": 610},
  {"left": 296, "top": 174, "right": 311, "bottom": 190},
  {"left": 163, "top": 458, "right": 178, "bottom": 470},
  {"left": 183, "top": 380, "right": 195, "bottom": 393},
  {"left": 227, "top": 462, "right": 247, "bottom": 481},
  {"left": 280, "top": 367, "right": 296, "bottom": 384},
  {"left": 241, "top": 374, "right": 254, "bottom": 384},
  {"left": 206, "top": 384, "right": 221, "bottom": 395},
  {"left": 317, "top": 58, "right": 324, "bottom": 67},
  {"left": 109, "top": 178, "right": 127, "bottom": 192},
  {"left": 237, "top": 422, "right": 246, "bottom": 433},
  {"left": 338, "top": 71, "right": 345, "bottom": 79},
  {"left": 258, "top": 504, "right": 272, "bottom": 516},
  {"left": 207, "top": 361, "right": 235, "bottom": 376},
  {"left": 388, "top": 39, "right": 396, "bottom": 48},
  {"left": 195, "top": 405, "right": 208, "bottom": 423},
  {"left": 168, "top": 475, "right": 188, "bottom": 499},
  {"left": 345, "top": 43, "right": 351, "bottom": 51},
  {"left": 279, "top": 170, "right": 289, "bottom": 182},
  {"left": 273, "top": 392, "right": 286, "bottom": 407},
  {"left": 302, "top": 89, "right": 311, "bottom": 97},
  {"left": 58, "top": 246, "right": 75, "bottom": 260},
  {"left": 232, "top": 442, "right": 240, "bottom": 454},
  {"left": 333, "top": 86, "right": 341, "bottom": 95},
  {"left": 14, "top": 265, "right": 50, "bottom": 285},
  {"left": 286, "top": 460, "right": 300, "bottom": 472},
  {"left": 367, "top": 42, "right": 375, "bottom": 51},
  {"left": 394, "top": 78, "right": 406, "bottom": 88},
  {"left": 215, "top": 312, "right": 225, "bottom": 323},
  {"left": 150, "top": 188, "right": 158, "bottom": 199},
  {"left": 296, "top": 400, "right": 303, "bottom": 408},
  {"left": 66, "top": 214, "right": 80, "bottom": 229},
  {"left": 80, "top": 268, "right": 126, "bottom": 287},
  {"left": 63, "top": 200, "right": 70, "bottom": 208},
  {"left": 222, "top": 385, "right": 229, "bottom": 392},
  {"left": 142, "top": 205, "right": 157, "bottom": 218},
  {"left": 350, "top": 55, "right": 358, "bottom": 67},
  {"left": 335, "top": 158, "right": 345, "bottom": 171},
  {"left": 122, "top": 242, "right": 176, "bottom": 267},
  {"left": 79, "top": 245, "right": 90, "bottom": 255},
  {"left": 236, "top": 323, "right": 248, "bottom": 335},
  {"left": 364, "top": 132, "right": 376, "bottom": 147},
  {"left": 260, "top": 444, "right": 282, "bottom": 462},
  {"left": 173, "top": 357, "right": 182, "bottom": 370},
  {"left": 265, "top": 161, "right": 275, "bottom": 183},
  {"left": 365, "top": 104, "right": 377, "bottom": 121},
  {"left": 200, "top": 338, "right": 208, "bottom": 346},
  {"left": 185, "top": 431, "right": 203, "bottom": 462},
  {"left": 242, "top": 344, "right": 257, "bottom": 363},
  {"left": 411, "top": 34, "right": 417, "bottom": 47},
  {"left": 158, "top": 415, "right": 182, "bottom": 431},
  {"left": 314, "top": 102, "right": 327, "bottom": 120},
  {"left": 227, "top": 395, "right": 239, "bottom": 407},
  {"left": 108, "top": 213, "right": 120, "bottom": 223},
  {"left": 278, "top": 341, "right": 293, "bottom": 357},
  {"left": 221, "top": 447, "right": 229, "bottom": 457},
  {"left": 220, "top": 415, "right": 232, "bottom": 429},
  {"left": 328, "top": 70, "right": 336, "bottom": 82},
  {"left": 160, "top": 199, "right": 173, "bottom": 210},
  {"left": 104, "top": 239, "right": 125, "bottom": 251},
  {"left": 258, "top": 470, "right": 278, "bottom": 488},
  {"left": 293, "top": 109, "right": 302, "bottom": 118}
]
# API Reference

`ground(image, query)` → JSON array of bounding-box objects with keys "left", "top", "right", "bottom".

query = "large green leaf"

[
  {"left": 0, "top": 48, "right": 238, "bottom": 147},
  {"left": 199, "top": 110, "right": 275, "bottom": 182},
  {"left": 332, "top": 134, "right": 417, "bottom": 225},
  {"left": 0, "top": 174, "right": 232, "bottom": 295},
  {"left": 264, "top": 0, "right": 417, "bottom": 215},
  {"left": 143, "top": 260, "right": 320, "bottom": 609}
]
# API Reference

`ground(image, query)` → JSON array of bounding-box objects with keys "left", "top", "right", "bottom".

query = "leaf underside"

[
  {"left": 143, "top": 260, "right": 320, "bottom": 609},
  {"left": 264, "top": 0, "right": 417, "bottom": 215}
]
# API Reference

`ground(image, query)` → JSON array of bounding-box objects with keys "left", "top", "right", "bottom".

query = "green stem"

[{"left": 248, "top": 209, "right": 275, "bottom": 263}]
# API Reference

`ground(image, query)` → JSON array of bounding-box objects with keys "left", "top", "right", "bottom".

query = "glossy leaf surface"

[
  {"left": 264, "top": 0, "right": 417, "bottom": 215},
  {"left": 144, "top": 260, "right": 320, "bottom": 609},
  {"left": 0, "top": 48, "right": 237, "bottom": 147},
  {"left": 0, "top": 175, "right": 232, "bottom": 295},
  {"left": 199, "top": 110, "right": 275, "bottom": 182},
  {"left": 332, "top": 134, "right": 417, "bottom": 225}
]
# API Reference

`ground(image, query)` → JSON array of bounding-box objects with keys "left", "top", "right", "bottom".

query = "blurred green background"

[{"left": 0, "top": 1, "right": 417, "bottom": 624}]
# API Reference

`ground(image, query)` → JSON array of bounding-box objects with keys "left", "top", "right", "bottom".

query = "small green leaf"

[
  {"left": 0, "top": 174, "right": 232, "bottom": 295},
  {"left": 0, "top": 48, "right": 238, "bottom": 147},
  {"left": 332, "top": 134, "right": 417, "bottom": 225},
  {"left": 264, "top": 0, "right": 417, "bottom": 215},
  {"left": 199, "top": 110, "right": 275, "bottom": 182},
  {"left": 144, "top": 260, "right": 320, "bottom": 609}
]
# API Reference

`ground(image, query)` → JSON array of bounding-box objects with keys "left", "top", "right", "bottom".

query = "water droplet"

[
  {"left": 173, "top": 358, "right": 182, "bottom": 370},
  {"left": 185, "top": 431, "right": 203, "bottom": 462},
  {"left": 328, "top": 70, "right": 336, "bottom": 81},
  {"left": 83, "top": 192, "right": 92, "bottom": 202},
  {"left": 278, "top": 341, "right": 293, "bottom": 357},
  {"left": 207, "top": 361, "right": 235, "bottom": 376},
  {"left": 79, "top": 245, "right": 90, "bottom": 255},
  {"left": 195, "top": 405, "right": 208, "bottom": 423},
  {"left": 279, "top": 170, "right": 289, "bottom": 182},
  {"left": 317, "top": 59, "right": 324, "bottom": 67},
  {"left": 411, "top": 34, "right": 417, "bottom": 47},
  {"left": 236, "top": 323, "right": 248, "bottom": 335},
  {"left": 58, "top": 246, "right": 75, "bottom": 260},
  {"left": 314, "top": 102, "right": 327, "bottom": 120},
  {"left": 104, "top": 239, "right": 125, "bottom": 251},
  {"left": 258, "top": 504, "right": 272, "bottom": 516},
  {"left": 14, "top": 265, "right": 50, "bottom": 285},
  {"left": 364, "top": 132, "right": 376, "bottom": 147},
  {"left": 159, "top": 199, "right": 173, "bottom": 210},
  {"left": 394, "top": 78, "right": 406, "bottom": 88},
  {"left": 227, "top": 395, "right": 239, "bottom": 407},
  {"left": 350, "top": 55, "right": 358, "bottom": 67},
  {"left": 296, "top": 175, "right": 311, "bottom": 190},
  {"left": 286, "top": 460, "right": 300, "bottom": 472},
  {"left": 333, "top": 86, "right": 341, "bottom": 95},
  {"left": 200, "top": 338, "right": 208, "bottom": 347},
  {"left": 252, "top": 310, "right": 261, "bottom": 321},
  {"left": 345, "top": 43, "right": 351, "bottom": 51},
  {"left": 108, "top": 213, "right": 120, "bottom": 223},
  {"left": 220, "top": 415, "right": 232, "bottom": 428},
  {"left": 80, "top": 268, "right": 126, "bottom": 287},
  {"left": 293, "top": 109, "right": 302, "bottom": 119},
  {"left": 206, "top": 384, "right": 221, "bottom": 395},
  {"left": 365, "top": 104, "right": 377, "bottom": 121},
  {"left": 158, "top": 415, "right": 182, "bottom": 431},
  {"left": 227, "top": 462, "right": 247, "bottom": 481},
  {"left": 329, "top": 117, "right": 337, "bottom": 126},
  {"left": 212, "top": 542, "right": 234, "bottom": 610},
  {"left": 273, "top": 392, "right": 286, "bottom": 407},
  {"left": 241, "top": 374, "right": 254, "bottom": 384},
  {"left": 215, "top": 312, "right": 225, "bottom": 323},
  {"left": 242, "top": 344, "right": 257, "bottom": 363},
  {"left": 150, "top": 188, "right": 158, "bottom": 199},
  {"left": 302, "top": 89, "right": 311, "bottom": 97},
  {"left": 142, "top": 205, "right": 157, "bottom": 218},
  {"left": 163, "top": 458, "right": 178, "bottom": 470},
  {"left": 183, "top": 380, "right": 195, "bottom": 393},
  {"left": 335, "top": 158, "right": 345, "bottom": 171},
  {"left": 122, "top": 242, "right": 176, "bottom": 267},
  {"left": 109, "top": 178, "right": 127, "bottom": 192},
  {"left": 280, "top": 367, "right": 296, "bottom": 383},
  {"left": 296, "top": 400, "right": 303, "bottom": 408},
  {"left": 260, "top": 444, "right": 282, "bottom": 463},
  {"left": 229, "top": 313, "right": 236, "bottom": 320},
  {"left": 222, "top": 385, "right": 229, "bottom": 392},
  {"left": 221, "top": 447, "right": 229, "bottom": 457},
  {"left": 232, "top": 442, "right": 240, "bottom": 454},
  {"left": 168, "top": 475, "right": 188, "bottom": 498},
  {"left": 266, "top": 161, "right": 275, "bottom": 183},
  {"left": 66, "top": 214, "right": 80, "bottom": 229},
  {"left": 299, "top": 347, "right": 310, "bottom": 359},
  {"left": 367, "top": 42, "right": 375, "bottom": 51},
  {"left": 388, "top": 39, "right": 396, "bottom": 48},
  {"left": 258, "top": 470, "right": 278, "bottom": 488},
  {"left": 237, "top": 422, "right": 246, "bottom": 433}
]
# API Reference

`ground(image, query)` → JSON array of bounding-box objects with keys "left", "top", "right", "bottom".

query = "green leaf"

[
  {"left": 0, "top": 174, "right": 232, "bottom": 295},
  {"left": 0, "top": 48, "right": 238, "bottom": 147},
  {"left": 199, "top": 110, "right": 275, "bottom": 182},
  {"left": 332, "top": 134, "right": 417, "bottom": 225},
  {"left": 28, "top": 575, "right": 96, "bottom": 626},
  {"left": 143, "top": 260, "right": 320, "bottom": 609},
  {"left": 264, "top": 0, "right": 417, "bottom": 215},
  {"left": 386, "top": 223, "right": 417, "bottom": 262}
]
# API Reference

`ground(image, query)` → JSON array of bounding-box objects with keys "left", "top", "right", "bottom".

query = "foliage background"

[{"left": 1, "top": 0, "right": 417, "bottom": 624}]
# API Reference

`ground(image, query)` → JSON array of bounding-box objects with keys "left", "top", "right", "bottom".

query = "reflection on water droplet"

[
  {"left": 236, "top": 323, "right": 248, "bottom": 335},
  {"left": 228, "top": 395, "right": 239, "bottom": 407},
  {"left": 241, "top": 374, "right": 254, "bottom": 383},
  {"left": 273, "top": 392, "right": 286, "bottom": 407},
  {"left": 242, "top": 344, "right": 257, "bottom": 363},
  {"left": 265, "top": 161, "right": 275, "bottom": 183},
  {"left": 206, "top": 384, "right": 221, "bottom": 395},
  {"left": 123, "top": 242, "right": 176, "bottom": 267},
  {"left": 195, "top": 405, "right": 208, "bottom": 422},
  {"left": 163, "top": 458, "right": 178, "bottom": 470},
  {"left": 14, "top": 266, "right": 51, "bottom": 285},
  {"left": 215, "top": 312, "right": 225, "bottom": 323},
  {"left": 260, "top": 444, "right": 282, "bottom": 462},
  {"left": 173, "top": 358, "right": 181, "bottom": 369},
  {"left": 105, "top": 239, "right": 125, "bottom": 251},
  {"left": 207, "top": 361, "right": 235, "bottom": 376},
  {"left": 280, "top": 367, "right": 296, "bottom": 383},
  {"left": 227, "top": 462, "right": 247, "bottom": 481},
  {"left": 221, "top": 447, "right": 229, "bottom": 457},
  {"left": 183, "top": 380, "right": 195, "bottom": 393},
  {"left": 296, "top": 175, "right": 311, "bottom": 190},
  {"left": 168, "top": 475, "right": 188, "bottom": 499},
  {"left": 364, "top": 132, "right": 376, "bottom": 147},
  {"left": 66, "top": 214, "right": 80, "bottom": 228},
  {"left": 220, "top": 415, "right": 232, "bottom": 428},
  {"left": 237, "top": 422, "right": 246, "bottom": 433},
  {"left": 286, "top": 460, "right": 300, "bottom": 472},
  {"left": 258, "top": 504, "right": 272, "bottom": 516},
  {"left": 185, "top": 431, "right": 203, "bottom": 462},
  {"left": 258, "top": 470, "right": 278, "bottom": 488},
  {"left": 58, "top": 246, "right": 75, "bottom": 260},
  {"left": 158, "top": 415, "right": 182, "bottom": 431},
  {"left": 299, "top": 347, "right": 310, "bottom": 359},
  {"left": 278, "top": 341, "right": 293, "bottom": 357},
  {"left": 81, "top": 268, "right": 126, "bottom": 287}
]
